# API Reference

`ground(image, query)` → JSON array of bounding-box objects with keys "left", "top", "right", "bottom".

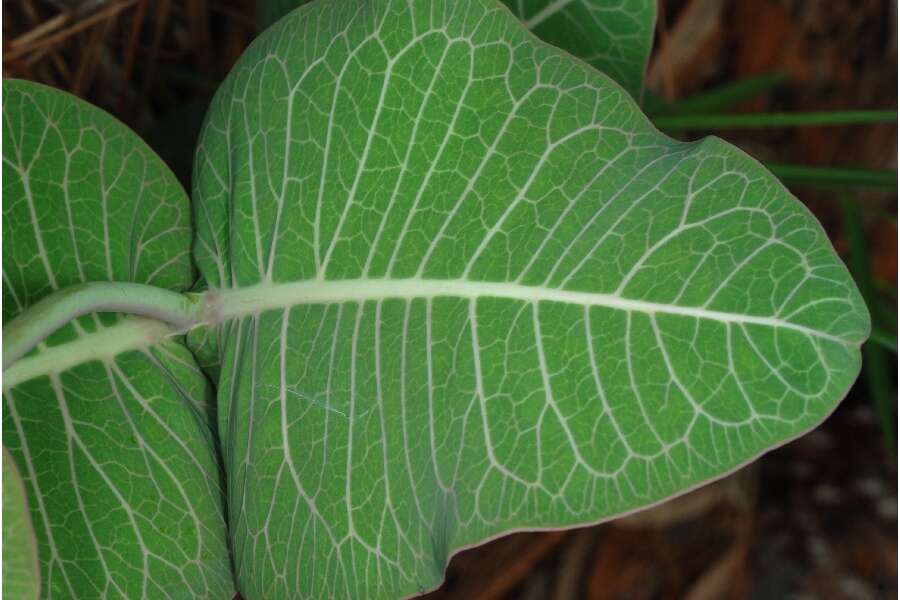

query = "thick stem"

[{"left": 2, "top": 282, "right": 202, "bottom": 371}]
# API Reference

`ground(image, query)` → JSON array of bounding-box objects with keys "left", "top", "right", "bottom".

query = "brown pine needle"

[{"left": 5, "top": 0, "right": 137, "bottom": 62}]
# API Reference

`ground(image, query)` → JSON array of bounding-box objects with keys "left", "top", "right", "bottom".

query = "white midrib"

[
  {"left": 3, "top": 318, "right": 174, "bottom": 390},
  {"left": 213, "top": 278, "right": 849, "bottom": 344},
  {"left": 4, "top": 278, "right": 851, "bottom": 388}
]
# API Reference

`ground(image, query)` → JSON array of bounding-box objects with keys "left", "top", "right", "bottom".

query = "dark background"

[{"left": 4, "top": 1, "right": 896, "bottom": 598}]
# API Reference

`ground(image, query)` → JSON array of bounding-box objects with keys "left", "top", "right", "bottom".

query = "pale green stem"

[{"left": 2, "top": 282, "right": 202, "bottom": 371}]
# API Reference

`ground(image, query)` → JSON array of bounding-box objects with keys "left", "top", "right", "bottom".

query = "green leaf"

[
  {"left": 3, "top": 447, "right": 40, "bottom": 600},
  {"left": 2, "top": 80, "right": 233, "bottom": 599},
  {"left": 256, "top": 0, "right": 655, "bottom": 99},
  {"left": 193, "top": 2, "right": 868, "bottom": 598},
  {"left": 501, "top": 0, "right": 656, "bottom": 98},
  {"left": 2, "top": 80, "right": 194, "bottom": 321}
]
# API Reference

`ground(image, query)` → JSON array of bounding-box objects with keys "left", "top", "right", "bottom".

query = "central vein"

[
  {"left": 212, "top": 278, "right": 846, "bottom": 344},
  {"left": 3, "top": 277, "right": 850, "bottom": 388}
]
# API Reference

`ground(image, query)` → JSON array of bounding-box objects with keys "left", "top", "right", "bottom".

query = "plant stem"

[
  {"left": 767, "top": 163, "right": 897, "bottom": 191},
  {"left": 653, "top": 110, "right": 897, "bottom": 131},
  {"left": 2, "top": 282, "right": 202, "bottom": 371}
]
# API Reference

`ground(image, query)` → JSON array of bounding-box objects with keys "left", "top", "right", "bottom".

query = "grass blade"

[
  {"left": 768, "top": 164, "right": 897, "bottom": 191},
  {"left": 842, "top": 198, "right": 896, "bottom": 448},
  {"left": 653, "top": 110, "right": 897, "bottom": 131},
  {"left": 869, "top": 328, "right": 898, "bottom": 354},
  {"left": 662, "top": 72, "right": 788, "bottom": 116}
]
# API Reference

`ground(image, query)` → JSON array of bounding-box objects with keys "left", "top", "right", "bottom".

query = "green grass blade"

[
  {"left": 654, "top": 110, "right": 897, "bottom": 131},
  {"left": 661, "top": 72, "right": 788, "bottom": 116},
  {"left": 862, "top": 342, "right": 894, "bottom": 448},
  {"left": 869, "top": 327, "right": 898, "bottom": 354},
  {"left": 842, "top": 199, "right": 895, "bottom": 448},
  {"left": 768, "top": 164, "right": 897, "bottom": 191}
]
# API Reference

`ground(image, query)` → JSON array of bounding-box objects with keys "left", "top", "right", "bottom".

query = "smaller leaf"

[
  {"left": 3, "top": 447, "right": 40, "bottom": 600},
  {"left": 3, "top": 79, "right": 233, "bottom": 599}
]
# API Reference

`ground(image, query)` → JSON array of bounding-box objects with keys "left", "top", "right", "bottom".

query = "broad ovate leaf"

[
  {"left": 2, "top": 80, "right": 233, "bottom": 599},
  {"left": 3, "top": 447, "right": 40, "bottom": 600},
  {"left": 501, "top": 0, "right": 655, "bottom": 98},
  {"left": 256, "top": 0, "right": 655, "bottom": 99},
  {"left": 192, "top": 2, "right": 869, "bottom": 599}
]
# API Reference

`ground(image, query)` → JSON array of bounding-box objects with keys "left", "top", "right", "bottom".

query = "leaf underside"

[
  {"left": 192, "top": 1, "right": 868, "bottom": 599},
  {"left": 3, "top": 448, "right": 40, "bottom": 600},
  {"left": 2, "top": 80, "right": 233, "bottom": 599},
  {"left": 501, "top": 0, "right": 656, "bottom": 98},
  {"left": 257, "top": 0, "right": 655, "bottom": 99}
]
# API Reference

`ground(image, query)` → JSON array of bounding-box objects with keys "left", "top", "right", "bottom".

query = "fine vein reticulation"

[
  {"left": 191, "top": 2, "right": 868, "bottom": 599},
  {"left": 502, "top": 0, "right": 656, "bottom": 99},
  {"left": 3, "top": 80, "right": 233, "bottom": 599}
]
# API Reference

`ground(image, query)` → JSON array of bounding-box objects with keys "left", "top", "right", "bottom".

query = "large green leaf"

[
  {"left": 256, "top": 0, "right": 655, "bottom": 99},
  {"left": 2, "top": 80, "right": 233, "bottom": 599},
  {"left": 501, "top": 0, "right": 655, "bottom": 98},
  {"left": 3, "top": 447, "right": 40, "bottom": 600},
  {"left": 192, "top": 1, "right": 868, "bottom": 598}
]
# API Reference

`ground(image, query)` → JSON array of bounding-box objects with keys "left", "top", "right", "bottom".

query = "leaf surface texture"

[
  {"left": 3, "top": 448, "right": 40, "bottom": 600},
  {"left": 2, "top": 80, "right": 233, "bottom": 599},
  {"left": 193, "top": 2, "right": 868, "bottom": 599},
  {"left": 501, "top": 0, "right": 655, "bottom": 98}
]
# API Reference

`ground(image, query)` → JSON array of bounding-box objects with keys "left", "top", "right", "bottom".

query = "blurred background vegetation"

[{"left": 3, "top": 0, "right": 896, "bottom": 597}]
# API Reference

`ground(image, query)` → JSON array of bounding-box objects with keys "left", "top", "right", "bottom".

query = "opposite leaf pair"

[{"left": 3, "top": 1, "right": 868, "bottom": 599}]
